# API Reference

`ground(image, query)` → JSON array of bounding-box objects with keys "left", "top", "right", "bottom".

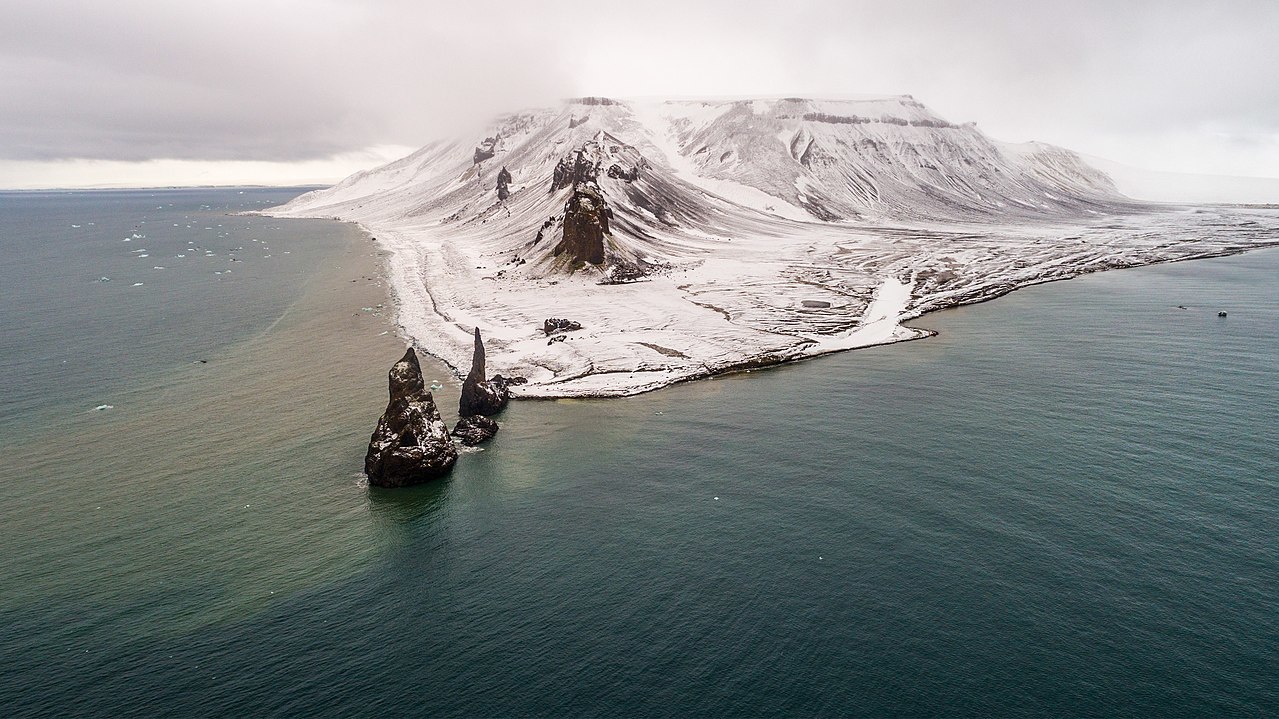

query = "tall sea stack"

[
  {"left": 452, "top": 328, "right": 508, "bottom": 445},
  {"left": 364, "top": 347, "right": 458, "bottom": 487},
  {"left": 458, "top": 328, "right": 510, "bottom": 417}
]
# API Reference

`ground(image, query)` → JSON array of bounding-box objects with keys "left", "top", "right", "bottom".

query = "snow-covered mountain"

[
  {"left": 279, "top": 96, "right": 1129, "bottom": 270},
  {"left": 269, "top": 96, "right": 1279, "bottom": 397}
]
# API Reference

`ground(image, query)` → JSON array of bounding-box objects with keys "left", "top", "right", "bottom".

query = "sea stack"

[
  {"left": 364, "top": 347, "right": 458, "bottom": 487},
  {"left": 452, "top": 328, "right": 508, "bottom": 445},
  {"left": 458, "top": 328, "right": 510, "bottom": 417}
]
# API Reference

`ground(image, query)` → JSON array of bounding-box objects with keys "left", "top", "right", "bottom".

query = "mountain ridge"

[{"left": 267, "top": 95, "right": 1279, "bottom": 397}]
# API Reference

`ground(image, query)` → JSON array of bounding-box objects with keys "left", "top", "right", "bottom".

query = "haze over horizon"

[{"left": 3, "top": 0, "right": 1277, "bottom": 191}]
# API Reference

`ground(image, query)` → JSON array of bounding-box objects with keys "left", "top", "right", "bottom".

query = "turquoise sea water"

[{"left": 1, "top": 189, "right": 1276, "bottom": 716}]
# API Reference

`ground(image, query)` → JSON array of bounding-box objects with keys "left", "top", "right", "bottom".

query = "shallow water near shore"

[{"left": 1, "top": 189, "right": 1277, "bottom": 716}]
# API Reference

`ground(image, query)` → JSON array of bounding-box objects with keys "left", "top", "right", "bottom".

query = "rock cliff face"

[
  {"left": 554, "top": 185, "right": 610, "bottom": 265},
  {"left": 364, "top": 347, "right": 458, "bottom": 487},
  {"left": 458, "top": 328, "right": 510, "bottom": 417}
]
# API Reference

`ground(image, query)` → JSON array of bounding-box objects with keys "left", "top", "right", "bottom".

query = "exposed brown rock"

[{"left": 554, "top": 185, "right": 609, "bottom": 265}]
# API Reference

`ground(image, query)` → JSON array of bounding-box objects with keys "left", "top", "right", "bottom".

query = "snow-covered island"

[{"left": 267, "top": 96, "right": 1279, "bottom": 397}]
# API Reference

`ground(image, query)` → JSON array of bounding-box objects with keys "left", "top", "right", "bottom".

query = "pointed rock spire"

[
  {"left": 496, "top": 166, "right": 512, "bottom": 200},
  {"left": 458, "top": 328, "right": 510, "bottom": 418}
]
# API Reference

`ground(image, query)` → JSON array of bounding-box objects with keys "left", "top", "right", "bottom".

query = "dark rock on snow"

[
  {"left": 543, "top": 317, "right": 582, "bottom": 335},
  {"left": 606, "top": 163, "right": 639, "bottom": 182},
  {"left": 458, "top": 328, "right": 510, "bottom": 417},
  {"left": 452, "top": 414, "right": 499, "bottom": 446},
  {"left": 496, "top": 166, "right": 512, "bottom": 201},
  {"left": 550, "top": 150, "right": 599, "bottom": 192},
  {"left": 473, "top": 135, "right": 499, "bottom": 164},
  {"left": 600, "top": 259, "right": 648, "bottom": 284},
  {"left": 364, "top": 347, "right": 458, "bottom": 487}
]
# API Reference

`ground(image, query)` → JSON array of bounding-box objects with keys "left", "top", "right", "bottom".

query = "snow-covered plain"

[{"left": 266, "top": 96, "right": 1279, "bottom": 397}]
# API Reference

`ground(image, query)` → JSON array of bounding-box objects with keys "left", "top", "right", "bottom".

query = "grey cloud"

[
  {"left": 0, "top": 0, "right": 575, "bottom": 161},
  {"left": 3, "top": 0, "right": 1277, "bottom": 176}
]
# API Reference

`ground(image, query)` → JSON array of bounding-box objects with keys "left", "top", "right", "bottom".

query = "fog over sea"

[{"left": 1, "top": 188, "right": 1275, "bottom": 717}]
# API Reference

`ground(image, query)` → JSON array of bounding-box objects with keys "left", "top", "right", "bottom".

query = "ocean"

[{"left": 1, "top": 188, "right": 1276, "bottom": 717}]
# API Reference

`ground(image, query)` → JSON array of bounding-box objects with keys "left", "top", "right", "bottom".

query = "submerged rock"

[
  {"left": 364, "top": 347, "right": 458, "bottom": 487},
  {"left": 459, "top": 328, "right": 510, "bottom": 417},
  {"left": 452, "top": 414, "right": 499, "bottom": 446}
]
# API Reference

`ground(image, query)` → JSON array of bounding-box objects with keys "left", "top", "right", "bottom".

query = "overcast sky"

[{"left": 3, "top": 0, "right": 1277, "bottom": 187}]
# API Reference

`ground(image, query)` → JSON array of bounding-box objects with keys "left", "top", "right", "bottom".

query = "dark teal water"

[{"left": 2, "top": 190, "right": 1277, "bottom": 717}]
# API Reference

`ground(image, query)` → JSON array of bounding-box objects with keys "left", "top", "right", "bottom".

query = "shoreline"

[{"left": 270, "top": 211, "right": 1279, "bottom": 401}]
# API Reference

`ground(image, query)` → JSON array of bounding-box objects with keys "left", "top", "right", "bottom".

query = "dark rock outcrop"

[
  {"left": 473, "top": 135, "right": 500, "bottom": 164},
  {"left": 496, "top": 166, "right": 512, "bottom": 200},
  {"left": 364, "top": 347, "right": 458, "bottom": 487},
  {"left": 600, "top": 259, "right": 648, "bottom": 284},
  {"left": 569, "top": 96, "right": 621, "bottom": 106},
  {"left": 452, "top": 414, "right": 499, "bottom": 446},
  {"left": 550, "top": 150, "right": 599, "bottom": 192},
  {"left": 606, "top": 163, "right": 639, "bottom": 182},
  {"left": 543, "top": 318, "right": 582, "bottom": 335},
  {"left": 458, "top": 328, "right": 510, "bottom": 417},
  {"left": 554, "top": 185, "right": 609, "bottom": 265}
]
